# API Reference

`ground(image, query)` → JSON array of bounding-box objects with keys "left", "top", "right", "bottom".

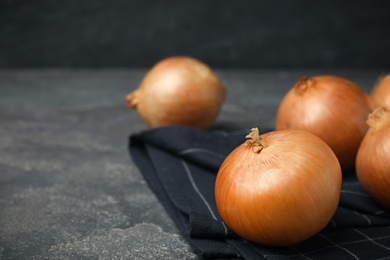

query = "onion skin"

[
  {"left": 215, "top": 128, "right": 342, "bottom": 246},
  {"left": 126, "top": 56, "right": 226, "bottom": 129},
  {"left": 356, "top": 107, "right": 390, "bottom": 210},
  {"left": 276, "top": 75, "right": 373, "bottom": 170},
  {"left": 371, "top": 74, "right": 390, "bottom": 109}
]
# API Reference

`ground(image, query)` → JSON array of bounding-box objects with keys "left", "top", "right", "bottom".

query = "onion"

[
  {"left": 215, "top": 128, "right": 342, "bottom": 246},
  {"left": 276, "top": 75, "right": 373, "bottom": 170},
  {"left": 370, "top": 73, "right": 390, "bottom": 109},
  {"left": 356, "top": 107, "right": 390, "bottom": 210},
  {"left": 126, "top": 56, "right": 226, "bottom": 129}
]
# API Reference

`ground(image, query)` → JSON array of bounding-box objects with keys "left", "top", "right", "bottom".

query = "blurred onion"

[
  {"left": 276, "top": 75, "right": 373, "bottom": 170},
  {"left": 356, "top": 107, "right": 390, "bottom": 210},
  {"left": 126, "top": 56, "right": 226, "bottom": 129}
]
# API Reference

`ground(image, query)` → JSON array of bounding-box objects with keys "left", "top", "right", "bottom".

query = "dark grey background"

[{"left": 1, "top": 0, "right": 390, "bottom": 69}]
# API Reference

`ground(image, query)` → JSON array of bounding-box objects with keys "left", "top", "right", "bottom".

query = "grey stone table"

[{"left": 0, "top": 69, "right": 384, "bottom": 259}]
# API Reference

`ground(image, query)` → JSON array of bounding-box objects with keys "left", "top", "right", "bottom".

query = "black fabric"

[{"left": 129, "top": 126, "right": 390, "bottom": 259}]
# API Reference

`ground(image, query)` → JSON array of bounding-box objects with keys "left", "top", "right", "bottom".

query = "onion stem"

[
  {"left": 245, "top": 127, "right": 267, "bottom": 153},
  {"left": 295, "top": 76, "right": 314, "bottom": 93},
  {"left": 367, "top": 106, "right": 390, "bottom": 129},
  {"left": 126, "top": 91, "right": 139, "bottom": 108}
]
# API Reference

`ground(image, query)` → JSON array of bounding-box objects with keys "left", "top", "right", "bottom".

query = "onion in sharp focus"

[
  {"left": 371, "top": 73, "right": 390, "bottom": 109},
  {"left": 215, "top": 128, "right": 342, "bottom": 246},
  {"left": 126, "top": 56, "right": 226, "bottom": 129},
  {"left": 356, "top": 107, "right": 390, "bottom": 210},
  {"left": 276, "top": 75, "right": 373, "bottom": 170}
]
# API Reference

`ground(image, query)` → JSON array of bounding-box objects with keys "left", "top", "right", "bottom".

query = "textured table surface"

[{"left": 0, "top": 69, "right": 384, "bottom": 259}]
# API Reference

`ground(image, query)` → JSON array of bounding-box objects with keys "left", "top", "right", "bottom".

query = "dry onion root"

[
  {"left": 215, "top": 128, "right": 342, "bottom": 246},
  {"left": 370, "top": 73, "right": 390, "bottom": 109},
  {"left": 276, "top": 75, "right": 373, "bottom": 170},
  {"left": 356, "top": 107, "right": 390, "bottom": 210},
  {"left": 126, "top": 56, "right": 226, "bottom": 129}
]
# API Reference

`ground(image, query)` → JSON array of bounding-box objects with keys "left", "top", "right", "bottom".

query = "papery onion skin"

[
  {"left": 371, "top": 74, "right": 390, "bottom": 109},
  {"left": 215, "top": 128, "right": 342, "bottom": 246},
  {"left": 126, "top": 56, "right": 226, "bottom": 129},
  {"left": 356, "top": 107, "right": 390, "bottom": 210},
  {"left": 276, "top": 75, "right": 373, "bottom": 170}
]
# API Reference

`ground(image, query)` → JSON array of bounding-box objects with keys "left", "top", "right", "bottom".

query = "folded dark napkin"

[{"left": 129, "top": 126, "right": 390, "bottom": 259}]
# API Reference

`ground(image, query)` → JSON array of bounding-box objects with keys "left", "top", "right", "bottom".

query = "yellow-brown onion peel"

[
  {"left": 356, "top": 107, "right": 390, "bottom": 210},
  {"left": 215, "top": 128, "right": 342, "bottom": 246},
  {"left": 126, "top": 56, "right": 226, "bottom": 129},
  {"left": 276, "top": 75, "right": 373, "bottom": 170},
  {"left": 370, "top": 73, "right": 390, "bottom": 109}
]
